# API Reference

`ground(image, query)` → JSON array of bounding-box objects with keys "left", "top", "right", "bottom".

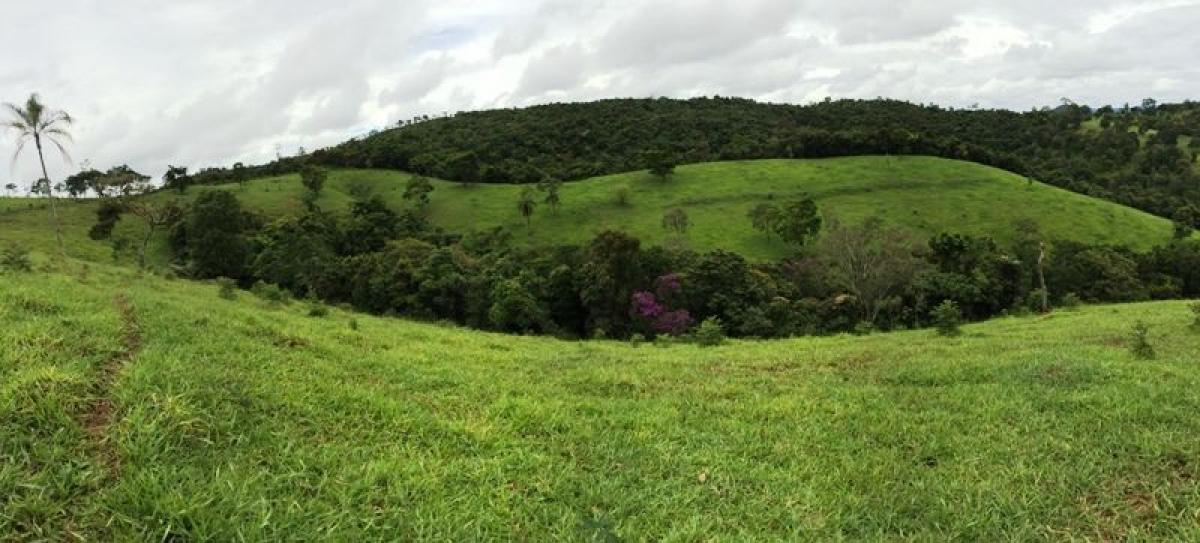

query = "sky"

[{"left": 1, "top": 0, "right": 1198, "bottom": 189}]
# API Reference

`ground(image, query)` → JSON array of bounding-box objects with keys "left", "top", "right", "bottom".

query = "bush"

[
  {"left": 1190, "top": 301, "right": 1200, "bottom": 331},
  {"left": 0, "top": 244, "right": 32, "bottom": 272},
  {"left": 216, "top": 277, "right": 238, "bottom": 300},
  {"left": 251, "top": 281, "right": 292, "bottom": 305},
  {"left": 931, "top": 299, "right": 963, "bottom": 337},
  {"left": 349, "top": 318, "right": 359, "bottom": 331},
  {"left": 1130, "top": 320, "right": 1156, "bottom": 360},
  {"left": 1059, "top": 292, "right": 1083, "bottom": 310},
  {"left": 694, "top": 317, "right": 726, "bottom": 347},
  {"left": 307, "top": 302, "right": 329, "bottom": 318},
  {"left": 614, "top": 185, "right": 631, "bottom": 207},
  {"left": 629, "top": 333, "right": 645, "bottom": 347}
]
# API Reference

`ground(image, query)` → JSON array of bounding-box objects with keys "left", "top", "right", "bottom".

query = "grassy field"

[
  {"left": 0, "top": 156, "right": 1181, "bottom": 265},
  {"left": 3, "top": 258, "right": 1200, "bottom": 540}
]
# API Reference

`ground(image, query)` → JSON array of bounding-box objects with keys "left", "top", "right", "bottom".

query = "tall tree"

[
  {"left": 125, "top": 199, "right": 184, "bottom": 269},
  {"left": 3, "top": 93, "right": 73, "bottom": 256},
  {"left": 817, "top": 217, "right": 925, "bottom": 324}
]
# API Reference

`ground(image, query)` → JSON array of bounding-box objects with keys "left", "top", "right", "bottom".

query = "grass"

[
  {"left": 3, "top": 256, "right": 1200, "bottom": 540},
  {"left": 0, "top": 157, "right": 1181, "bottom": 266}
]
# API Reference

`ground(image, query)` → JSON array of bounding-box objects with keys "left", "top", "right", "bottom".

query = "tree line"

[{"left": 100, "top": 186, "right": 1200, "bottom": 340}]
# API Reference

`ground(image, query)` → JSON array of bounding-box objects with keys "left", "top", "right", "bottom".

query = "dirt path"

[{"left": 81, "top": 292, "right": 142, "bottom": 476}]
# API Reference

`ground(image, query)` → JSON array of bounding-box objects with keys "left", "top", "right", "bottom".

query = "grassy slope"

[
  {"left": 0, "top": 156, "right": 1181, "bottom": 265},
  {"left": 3, "top": 260, "right": 1200, "bottom": 540}
]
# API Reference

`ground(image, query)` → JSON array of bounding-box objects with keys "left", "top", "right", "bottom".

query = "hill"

[
  {"left": 1, "top": 157, "right": 1180, "bottom": 265},
  {"left": 291, "top": 97, "right": 1200, "bottom": 221},
  {"left": 4, "top": 260, "right": 1200, "bottom": 539}
]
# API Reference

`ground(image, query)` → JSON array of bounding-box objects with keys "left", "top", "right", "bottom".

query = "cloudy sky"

[{"left": 2, "top": 0, "right": 1198, "bottom": 188}]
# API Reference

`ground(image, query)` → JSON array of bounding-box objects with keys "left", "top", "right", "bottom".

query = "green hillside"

[
  {"left": 4, "top": 259, "right": 1200, "bottom": 539},
  {"left": 0, "top": 157, "right": 1179, "bottom": 264}
]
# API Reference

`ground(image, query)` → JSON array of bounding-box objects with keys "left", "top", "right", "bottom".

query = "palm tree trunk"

[{"left": 33, "top": 134, "right": 67, "bottom": 258}]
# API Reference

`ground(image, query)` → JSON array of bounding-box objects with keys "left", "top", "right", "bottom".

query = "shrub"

[
  {"left": 694, "top": 317, "right": 726, "bottom": 347},
  {"left": 629, "top": 333, "right": 645, "bottom": 347},
  {"left": 1060, "top": 293, "right": 1082, "bottom": 310},
  {"left": 251, "top": 281, "right": 292, "bottom": 305},
  {"left": 614, "top": 185, "right": 631, "bottom": 207},
  {"left": 216, "top": 277, "right": 238, "bottom": 300},
  {"left": 853, "top": 321, "right": 875, "bottom": 336},
  {"left": 1130, "top": 320, "right": 1156, "bottom": 360},
  {"left": 1190, "top": 301, "right": 1200, "bottom": 331},
  {"left": 931, "top": 299, "right": 963, "bottom": 337},
  {"left": 307, "top": 302, "right": 329, "bottom": 318},
  {"left": 349, "top": 318, "right": 360, "bottom": 331},
  {"left": 0, "top": 244, "right": 32, "bottom": 272}
]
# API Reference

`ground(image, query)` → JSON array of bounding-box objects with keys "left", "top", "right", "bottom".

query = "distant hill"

[{"left": 277, "top": 97, "right": 1200, "bottom": 221}]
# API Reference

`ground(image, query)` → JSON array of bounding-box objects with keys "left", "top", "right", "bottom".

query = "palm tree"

[{"left": 4, "top": 93, "right": 72, "bottom": 256}]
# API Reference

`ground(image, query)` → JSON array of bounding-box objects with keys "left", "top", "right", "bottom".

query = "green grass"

[
  {"left": 4, "top": 258, "right": 1200, "bottom": 540},
  {"left": 0, "top": 157, "right": 1181, "bottom": 266}
]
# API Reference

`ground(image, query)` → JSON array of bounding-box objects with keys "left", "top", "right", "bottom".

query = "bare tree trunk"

[
  {"left": 1037, "top": 242, "right": 1049, "bottom": 313},
  {"left": 33, "top": 135, "right": 67, "bottom": 258}
]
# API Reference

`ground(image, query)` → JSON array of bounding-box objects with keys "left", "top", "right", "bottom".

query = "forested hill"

[{"left": 192, "top": 97, "right": 1200, "bottom": 224}]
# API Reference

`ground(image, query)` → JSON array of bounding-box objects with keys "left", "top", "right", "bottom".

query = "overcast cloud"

[{"left": 2, "top": 0, "right": 1198, "bottom": 187}]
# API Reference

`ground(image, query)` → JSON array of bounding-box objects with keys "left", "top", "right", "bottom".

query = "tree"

[
  {"left": 179, "top": 190, "right": 252, "bottom": 279},
  {"left": 817, "top": 217, "right": 925, "bottom": 324},
  {"left": 517, "top": 187, "right": 536, "bottom": 227},
  {"left": 579, "top": 231, "right": 646, "bottom": 337},
  {"left": 164, "top": 165, "right": 191, "bottom": 194},
  {"left": 96, "top": 165, "right": 151, "bottom": 197},
  {"left": 124, "top": 199, "right": 184, "bottom": 269},
  {"left": 300, "top": 165, "right": 327, "bottom": 210},
  {"left": 748, "top": 203, "right": 781, "bottom": 241},
  {"left": 403, "top": 175, "right": 434, "bottom": 210},
  {"left": 1172, "top": 205, "right": 1198, "bottom": 240},
  {"left": 63, "top": 168, "right": 103, "bottom": 198},
  {"left": 645, "top": 150, "right": 676, "bottom": 181},
  {"left": 3, "top": 93, "right": 73, "bottom": 256},
  {"left": 539, "top": 178, "right": 562, "bottom": 213},
  {"left": 774, "top": 197, "right": 821, "bottom": 249},
  {"left": 661, "top": 208, "right": 689, "bottom": 236},
  {"left": 3, "top": 183, "right": 15, "bottom": 196},
  {"left": 232, "top": 162, "right": 247, "bottom": 187}
]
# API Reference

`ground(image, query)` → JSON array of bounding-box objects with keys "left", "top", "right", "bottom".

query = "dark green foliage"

[
  {"left": 338, "top": 197, "right": 400, "bottom": 256},
  {"left": 88, "top": 199, "right": 125, "bottom": 240},
  {"left": 0, "top": 244, "right": 32, "bottom": 272},
  {"left": 747, "top": 203, "right": 780, "bottom": 241},
  {"left": 306, "top": 300, "right": 329, "bottom": 318},
  {"left": 163, "top": 165, "right": 191, "bottom": 194},
  {"left": 1130, "top": 321, "right": 1156, "bottom": 359},
  {"left": 488, "top": 276, "right": 549, "bottom": 333},
  {"left": 694, "top": 317, "right": 726, "bottom": 346},
  {"left": 774, "top": 197, "right": 821, "bottom": 249},
  {"left": 403, "top": 175, "right": 434, "bottom": 209},
  {"left": 251, "top": 212, "right": 338, "bottom": 296},
  {"left": 931, "top": 300, "right": 963, "bottom": 337},
  {"left": 173, "top": 191, "right": 254, "bottom": 280},
  {"left": 1190, "top": 302, "right": 1200, "bottom": 331},
  {"left": 216, "top": 277, "right": 237, "bottom": 300},
  {"left": 579, "top": 231, "right": 646, "bottom": 337},
  {"left": 645, "top": 149, "right": 676, "bottom": 181},
  {"left": 300, "top": 166, "right": 327, "bottom": 208}
]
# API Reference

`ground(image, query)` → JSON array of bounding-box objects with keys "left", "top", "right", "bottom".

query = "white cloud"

[{"left": 1, "top": 0, "right": 1197, "bottom": 190}]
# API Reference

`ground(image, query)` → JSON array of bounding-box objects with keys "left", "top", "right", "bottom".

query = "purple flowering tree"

[{"left": 631, "top": 274, "right": 694, "bottom": 336}]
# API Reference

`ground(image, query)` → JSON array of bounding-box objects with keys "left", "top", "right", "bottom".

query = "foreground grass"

[
  {"left": 0, "top": 157, "right": 1181, "bottom": 267},
  {"left": 3, "top": 259, "right": 1200, "bottom": 540}
]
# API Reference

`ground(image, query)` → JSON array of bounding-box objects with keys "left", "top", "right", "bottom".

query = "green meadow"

[{"left": 3, "top": 259, "right": 1200, "bottom": 540}]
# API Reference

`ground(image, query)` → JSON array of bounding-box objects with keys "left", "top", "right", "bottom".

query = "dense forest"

[{"left": 186, "top": 97, "right": 1200, "bottom": 224}]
